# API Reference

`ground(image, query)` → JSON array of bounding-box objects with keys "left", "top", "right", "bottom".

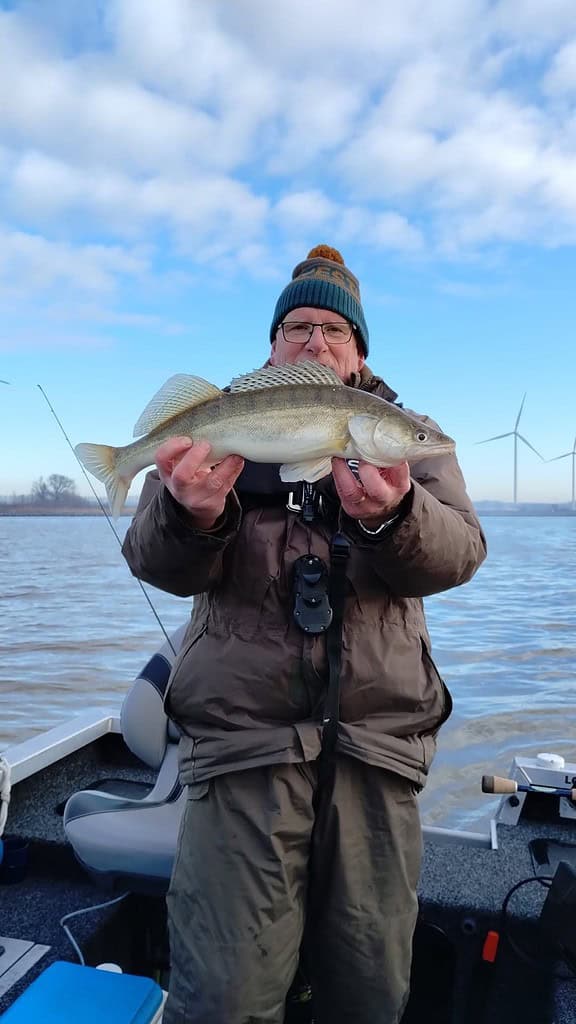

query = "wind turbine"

[
  {"left": 476, "top": 394, "right": 543, "bottom": 504},
  {"left": 0, "top": 380, "right": 10, "bottom": 385},
  {"left": 548, "top": 435, "right": 576, "bottom": 511}
]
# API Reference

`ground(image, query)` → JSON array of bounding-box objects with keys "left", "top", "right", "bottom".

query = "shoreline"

[{"left": 0, "top": 507, "right": 135, "bottom": 517}]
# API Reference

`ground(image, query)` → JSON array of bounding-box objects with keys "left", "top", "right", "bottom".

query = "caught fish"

[{"left": 75, "top": 361, "right": 455, "bottom": 517}]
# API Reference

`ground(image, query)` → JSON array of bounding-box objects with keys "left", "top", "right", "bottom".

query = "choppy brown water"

[{"left": 1, "top": 515, "right": 575, "bottom": 831}]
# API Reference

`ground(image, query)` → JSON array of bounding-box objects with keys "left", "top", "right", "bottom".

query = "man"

[{"left": 122, "top": 245, "right": 486, "bottom": 1024}]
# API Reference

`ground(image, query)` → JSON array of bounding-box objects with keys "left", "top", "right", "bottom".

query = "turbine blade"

[
  {"left": 547, "top": 452, "right": 571, "bottom": 462},
  {"left": 514, "top": 393, "right": 527, "bottom": 430},
  {"left": 0, "top": 379, "right": 11, "bottom": 385},
  {"left": 517, "top": 434, "right": 544, "bottom": 460},
  {"left": 475, "top": 432, "right": 514, "bottom": 445}
]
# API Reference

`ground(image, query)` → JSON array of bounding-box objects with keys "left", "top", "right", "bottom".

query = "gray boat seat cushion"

[
  {"left": 63, "top": 624, "right": 188, "bottom": 886},
  {"left": 121, "top": 623, "right": 187, "bottom": 768},
  {"left": 64, "top": 782, "right": 186, "bottom": 880}
]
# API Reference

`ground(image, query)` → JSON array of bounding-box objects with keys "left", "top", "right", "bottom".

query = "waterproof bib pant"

[{"left": 163, "top": 756, "right": 422, "bottom": 1024}]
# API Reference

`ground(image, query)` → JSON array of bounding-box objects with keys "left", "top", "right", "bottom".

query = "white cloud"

[
  {"left": 274, "top": 191, "right": 338, "bottom": 230},
  {"left": 1, "top": 0, "right": 576, "bottom": 283},
  {"left": 0, "top": 230, "right": 148, "bottom": 293},
  {"left": 0, "top": 23, "right": 218, "bottom": 175},
  {"left": 272, "top": 193, "right": 423, "bottom": 253},
  {"left": 266, "top": 78, "right": 365, "bottom": 174},
  {"left": 543, "top": 39, "right": 576, "bottom": 95},
  {"left": 492, "top": 0, "right": 576, "bottom": 41},
  {"left": 8, "top": 153, "right": 270, "bottom": 251},
  {"left": 221, "top": 0, "right": 488, "bottom": 74},
  {"left": 366, "top": 212, "right": 424, "bottom": 251},
  {"left": 335, "top": 205, "right": 424, "bottom": 252},
  {"left": 338, "top": 68, "right": 576, "bottom": 247},
  {"left": 109, "top": 0, "right": 279, "bottom": 117},
  {"left": 40, "top": 301, "right": 186, "bottom": 334}
]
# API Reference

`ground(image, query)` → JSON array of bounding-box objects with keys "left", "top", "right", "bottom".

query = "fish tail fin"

[{"left": 75, "top": 442, "right": 132, "bottom": 519}]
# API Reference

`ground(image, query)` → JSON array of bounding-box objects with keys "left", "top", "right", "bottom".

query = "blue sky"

[{"left": 1, "top": 0, "right": 576, "bottom": 504}]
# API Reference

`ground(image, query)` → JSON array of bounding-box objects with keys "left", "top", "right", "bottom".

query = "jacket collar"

[{"left": 350, "top": 363, "right": 399, "bottom": 404}]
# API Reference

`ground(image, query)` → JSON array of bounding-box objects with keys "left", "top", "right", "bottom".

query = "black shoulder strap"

[{"left": 319, "top": 531, "right": 351, "bottom": 770}]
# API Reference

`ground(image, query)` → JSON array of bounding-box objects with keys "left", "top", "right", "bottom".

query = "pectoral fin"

[{"left": 280, "top": 456, "right": 333, "bottom": 483}]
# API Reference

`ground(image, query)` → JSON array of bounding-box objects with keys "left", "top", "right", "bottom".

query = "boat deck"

[
  {"left": 1, "top": 731, "right": 575, "bottom": 1022},
  {"left": 0, "top": 734, "right": 166, "bottom": 1015}
]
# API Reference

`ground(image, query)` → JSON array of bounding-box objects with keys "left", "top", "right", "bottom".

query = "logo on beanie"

[{"left": 295, "top": 263, "right": 361, "bottom": 302}]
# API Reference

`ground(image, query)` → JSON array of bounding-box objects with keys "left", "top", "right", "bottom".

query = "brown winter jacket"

[{"left": 121, "top": 366, "right": 487, "bottom": 789}]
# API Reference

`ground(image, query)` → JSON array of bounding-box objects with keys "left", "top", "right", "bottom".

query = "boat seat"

[{"left": 63, "top": 624, "right": 188, "bottom": 893}]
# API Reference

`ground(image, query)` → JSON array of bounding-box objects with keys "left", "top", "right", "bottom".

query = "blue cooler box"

[{"left": 0, "top": 961, "right": 164, "bottom": 1023}]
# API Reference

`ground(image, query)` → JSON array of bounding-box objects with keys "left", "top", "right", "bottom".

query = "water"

[{"left": 1, "top": 515, "right": 575, "bottom": 831}]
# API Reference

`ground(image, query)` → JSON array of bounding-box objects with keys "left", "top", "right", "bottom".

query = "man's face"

[{"left": 270, "top": 306, "right": 365, "bottom": 383}]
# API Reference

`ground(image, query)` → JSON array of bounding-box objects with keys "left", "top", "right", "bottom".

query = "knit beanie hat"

[{"left": 270, "top": 244, "right": 369, "bottom": 356}]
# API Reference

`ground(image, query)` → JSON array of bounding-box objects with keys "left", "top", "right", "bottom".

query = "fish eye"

[{"left": 416, "top": 430, "right": 428, "bottom": 443}]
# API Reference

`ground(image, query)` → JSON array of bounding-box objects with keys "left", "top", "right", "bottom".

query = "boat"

[{"left": 1, "top": 626, "right": 575, "bottom": 1022}]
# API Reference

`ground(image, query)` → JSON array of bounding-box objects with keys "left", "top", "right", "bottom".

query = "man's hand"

[
  {"left": 332, "top": 459, "right": 411, "bottom": 525},
  {"left": 155, "top": 437, "right": 244, "bottom": 530}
]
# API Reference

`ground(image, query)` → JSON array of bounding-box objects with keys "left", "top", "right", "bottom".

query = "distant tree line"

[{"left": 0, "top": 474, "right": 90, "bottom": 507}]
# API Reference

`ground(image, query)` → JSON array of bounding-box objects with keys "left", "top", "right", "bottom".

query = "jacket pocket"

[
  {"left": 420, "top": 636, "right": 453, "bottom": 728},
  {"left": 187, "top": 779, "right": 210, "bottom": 801},
  {"left": 164, "top": 622, "right": 208, "bottom": 716}
]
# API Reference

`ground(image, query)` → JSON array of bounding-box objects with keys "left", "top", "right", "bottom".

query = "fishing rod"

[
  {"left": 36, "top": 384, "right": 178, "bottom": 657},
  {"left": 482, "top": 775, "right": 576, "bottom": 802}
]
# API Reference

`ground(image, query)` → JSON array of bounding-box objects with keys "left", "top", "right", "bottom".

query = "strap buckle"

[
  {"left": 286, "top": 491, "right": 303, "bottom": 513},
  {"left": 286, "top": 483, "right": 324, "bottom": 523},
  {"left": 330, "top": 531, "right": 351, "bottom": 563}
]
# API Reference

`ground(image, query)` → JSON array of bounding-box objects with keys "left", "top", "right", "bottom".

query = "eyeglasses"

[{"left": 279, "top": 320, "right": 355, "bottom": 345}]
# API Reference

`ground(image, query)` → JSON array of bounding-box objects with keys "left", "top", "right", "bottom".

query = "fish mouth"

[
  {"left": 432, "top": 441, "right": 456, "bottom": 453},
  {"left": 410, "top": 440, "right": 456, "bottom": 459}
]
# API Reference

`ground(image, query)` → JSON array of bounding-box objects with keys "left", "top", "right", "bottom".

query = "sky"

[{"left": 1, "top": 0, "right": 576, "bottom": 505}]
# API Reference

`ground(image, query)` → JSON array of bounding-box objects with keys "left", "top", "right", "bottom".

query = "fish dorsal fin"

[
  {"left": 133, "top": 374, "right": 222, "bottom": 437},
  {"left": 228, "top": 361, "right": 343, "bottom": 393}
]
